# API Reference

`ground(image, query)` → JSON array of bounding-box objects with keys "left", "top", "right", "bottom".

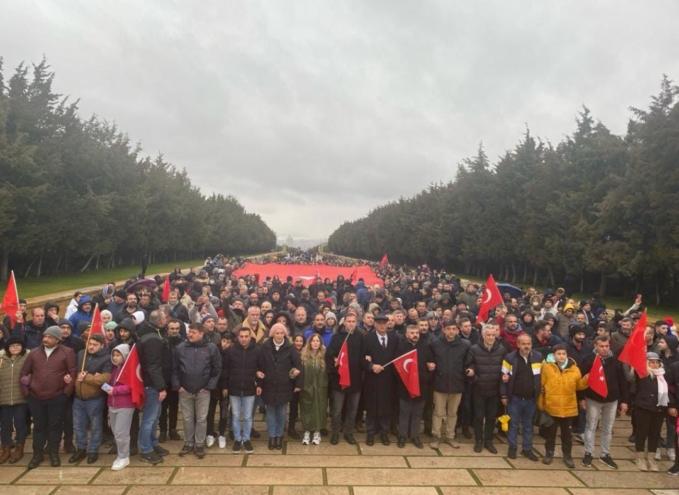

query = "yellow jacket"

[{"left": 538, "top": 358, "right": 588, "bottom": 418}]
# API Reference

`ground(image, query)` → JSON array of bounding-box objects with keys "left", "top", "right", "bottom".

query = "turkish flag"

[
  {"left": 338, "top": 338, "right": 351, "bottom": 389},
  {"left": 588, "top": 353, "right": 608, "bottom": 397},
  {"left": 349, "top": 268, "right": 358, "bottom": 283},
  {"left": 476, "top": 274, "right": 503, "bottom": 324},
  {"left": 379, "top": 254, "right": 389, "bottom": 269},
  {"left": 115, "top": 344, "right": 145, "bottom": 409},
  {"left": 618, "top": 310, "right": 649, "bottom": 378},
  {"left": 1, "top": 271, "right": 20, "bottom": 327},
  {"left": 161, "top": 275, "right": 171, "bottom": 303},
  {"left": 393, "top": 349, "right": 420, "bottom": 398},
  {"left": 88, "top": 303, "right": 104, "bottom": 337}
]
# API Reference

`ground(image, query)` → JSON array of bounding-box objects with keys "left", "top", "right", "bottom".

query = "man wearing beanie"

[
  {"left": 70, "top": 333, "right": 112, "bottom": 464},
  {"left": 20, "top": 326, "right": 76, "bottom": 469}
]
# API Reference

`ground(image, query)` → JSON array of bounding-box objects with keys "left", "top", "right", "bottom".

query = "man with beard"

[
  {"left": 116, "top": 292, "right": 142, "bottom": 323},
  {"left": 362, "top": 313, "right": 398, "bottom": 446},
  {"left": 15, "top": 307, "right": 48, "bottom": 349},
  {"left": 303, "top": 313, "right": 334, "bottom": 348},
  {"left": 167, "top": 290, "right": 190, "bottom": 323}
]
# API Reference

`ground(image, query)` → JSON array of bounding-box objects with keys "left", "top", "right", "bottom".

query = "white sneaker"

[
  {"left": 218, "top": 435, "right": 227, "bottom": 449},
  {"left": 655, "top": 449, "right": 663, "bottom": 461},
  {"left": 302, "top": 431, "right": 311, "bottom": 445},
  {"left": 206, "top": 435, "right": 215, "bottom": 448},
  {"left": 312, "top": 431, "right": 321, "bottom": 445},
  {"left": 668, "top": 448, "right": 676, "bottom": 461},
  {"left": 111, "top": 457, "right": 129, "bottom": 471}
]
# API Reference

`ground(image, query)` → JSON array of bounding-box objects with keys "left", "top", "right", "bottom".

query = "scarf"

[{"left": 651, "top": 367, "right": 669, "bottom": 407}]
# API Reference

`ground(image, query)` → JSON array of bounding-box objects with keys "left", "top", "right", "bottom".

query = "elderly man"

[
  {"left": 20, "top": 326, "right": 76, "bottom": 469},
  {"left": 237, "top": 306, "right": 267, "bottom": 342}
]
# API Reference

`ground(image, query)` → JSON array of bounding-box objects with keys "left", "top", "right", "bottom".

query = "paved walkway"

[{"left": 0, "top": 415, "right": 676, "bottom": 494}]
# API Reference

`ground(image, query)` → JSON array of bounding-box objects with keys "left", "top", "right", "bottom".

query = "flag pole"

[
  {"left": 382, "top": 349, "right": 417, "bottom": 369},
  {"left": 80, "top": 303, "right": 99, "bottom": 373}
]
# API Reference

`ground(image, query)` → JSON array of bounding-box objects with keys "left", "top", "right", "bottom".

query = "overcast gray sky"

[{"left": 2, "top": 1, "right": 678, "bottom": 240}]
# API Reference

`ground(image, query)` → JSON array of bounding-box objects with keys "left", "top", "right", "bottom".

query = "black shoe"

[
  {"left": 344, "top": 433, "right": 357, "bottom": 445},
  {"left": 508, "top": 446, "right": 517, "bottom": 459},
  {"left": 397, "top": 436, "right": 406, "bottom": 448},
  {"left": 599, "top": 454, "right": 618, "bottom": 469},
  {"left": 268, "top": 437, "right": 275, "bottom": 450},
  {"left": 667, "top": 463, "right": 679, "bottom": 476},
  {"left": 582, "top": 452, "right": 593, "bottom": 468},
  {"left": 366, "top": 435, "right": 374, "bottom": 446},
  {"left": 412, "top": 437, "right": 423, "bottom": 449},
  {"left": 543, "top": 451, "right": 554, "bottom": 465},
  {"left": 86, "top": 453, "right": 98, "bottom": 464},
  {"left": 243, "top": 440, "right": 254, "bottom": 454},
  {"left": 49, "top": 452, "right": 61, "bottom": 467},
  {"left": 232, "top": 441, "right": 242, "bottom": 454},
  {"left": 473, "top": 442, "right": 482, "bottom": 453},
  {"left": 27, "top": 454, "right": 43, "bottom": 470},
  {"left": 169, "top": 430, "right": 181, "bottom": 441},
  {"left": 380, "top": 432, "right": 390, "bottom": 446},
  {"left": 140, "top": 451, "right": 163, "bottom": 465},
  {"left": 485, "top": 443, "right": 497, "bottom": 454},
  {"left": 563, "top": 455, "right": 575, "bottom": 468},
  {"left": 179, "top": 444, "right": 194, "bottom": 457},
  {"left": 154, "top": 445, "right": 169, "bottom": 457},
  {"left": 68, "top": 449, "right": 86, "bottom": 464},
  {"left": 330, "top": 433, "right": 339, "bottom": 445},
  {"left": 462, "top": 426, "right": 472, "bottom": 439},
  {"left": 522, "top": 450, "right": 538, "bottom": 462},
  {"left": 158, "top": 431, "right": 167, "bottom": 443},
  {"left": 250, "top": 429, "right": 261, "bottom": 439},
  {"left": 194, "top": 446, "right": 205, "bottom": 459}
]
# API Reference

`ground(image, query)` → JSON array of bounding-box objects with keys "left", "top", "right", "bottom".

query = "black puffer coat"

[
  {"left": 221, "top": 339, "right": 259, "bottom": 396},
  {"left": 469, "top": 340, "right": 506, "bottom": 397}
]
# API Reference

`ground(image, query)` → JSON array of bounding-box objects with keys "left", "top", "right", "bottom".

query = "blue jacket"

[
  {"left": 303, "top": 326, "right": 334, "bottom": 348},
  {"left": 68, "top": 295, "right": 93, "bottom": 336}
]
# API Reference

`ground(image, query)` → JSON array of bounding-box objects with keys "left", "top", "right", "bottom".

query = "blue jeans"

[
  {"left": 0, "top": 404, "right": 28, "bottom": 446},
  {"left": 73, "top": 397, "right": 105, "bottom": 453},
  {"left": 507, "top": 396, "right": 536, "bottom": 451},
  {"left": 139, "top": 387, "right": 162, "bottom": 454},
  {"left": 229, "top": 395, "right": 255, "bottom": 442},
  {"left": 265, "top": 403, "right": 288, "bottom": 438}
]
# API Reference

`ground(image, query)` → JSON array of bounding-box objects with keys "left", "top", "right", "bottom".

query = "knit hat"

[
  {"left": 325, "top": 311, "right": 337, "bottom": 323},
  {"left": 646, "top": 352, "right": 661, "bottom": 361},
  {"left": 112, "top": 343, "right": 130, "bottom": 362},
  {"left": 4, "top": 336, "right": 25, "bottom": 353},
  {"left": 57, "top": 319, "right": 73, "bottom": 328},
  {"left": 43, "top": 325, "right": 62, "bottom": 341},
  {"left": 563, "top": 303, "right": 575, "bottom": 312},
  {"left": 104, "top": 321, "right": 117, "bottom": 331},
  {"left": 132, "top": 311, "right": 145, "bottom": 324}
]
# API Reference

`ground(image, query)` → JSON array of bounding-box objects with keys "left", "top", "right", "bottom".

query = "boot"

[
  {"left": 8, "top": 442, "right": 24, "bottom": 464},
  {"left": 646, "top": 453, "right": 659, "bottom": 472},
  {"left": 0, "top": 446, "right": 10, "bottom": 464},
  {"left": 635, "top": 451, "right": 648, "bottom": 471}
]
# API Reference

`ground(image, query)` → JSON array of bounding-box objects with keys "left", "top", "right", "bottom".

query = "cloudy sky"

[{"left": 2, "top": 1, "right": 678, "bottom": 240}]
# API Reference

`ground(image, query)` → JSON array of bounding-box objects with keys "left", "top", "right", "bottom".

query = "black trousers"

[
  {"left": 288, "top": 390, "right": 300, "bottom": 431},
  {"left": 159, "top": 390, "right": 179, "bottom": 433},
  {"left": 634, "top": 408, "right": 665, "bottom": 453},
  {"left": 28, "top": 394, "right": 67, "bottom": 455},
  {"left": 544, "top": 416, "right": 574, "bottom": 456},
  {"left": 206, "top": 389, "right": 221, "bottom": 436},
  {"left": 472, "top": 392, "right": 498, "bottom": 443},
  {"left": 62, "top": 395, "right": 74, "bottom": 446}
]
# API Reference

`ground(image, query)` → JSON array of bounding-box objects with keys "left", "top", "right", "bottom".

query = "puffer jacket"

[
  {"left": 0, "top": 351, "right": 29, "bottom": 405},
  {"left": 221, "top": 339, "right": 259, "bottom": 396},
  {"left": 538, "top": 357, "right": 588, "bottom": 418},
  {"left": 75, "top": 347, "right": 112, "bottom": 400},
  {"left": 171, "top": 340, "right": 222, "bottom": 393},
  {"left": 469, "top": 340, "right": 506, "bottom": 397}
]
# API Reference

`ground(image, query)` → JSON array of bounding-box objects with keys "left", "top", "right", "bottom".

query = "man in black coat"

[
  {"left": 428, "top": 320, "right": 472, "bottom": 449},
  {"left": 326, "top": 313, "right": 364, "bottom": 445},
  {"left": 363, "top": 313, "right": 399, "bottom": 446},
  {"left": 395, "top": 324, "right": 432, "bottom": 448}
]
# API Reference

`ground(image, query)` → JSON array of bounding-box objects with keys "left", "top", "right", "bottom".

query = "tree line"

[
  {"left": 328, "top": 76, "right": 679, "bottom": 305},
  {"left": 0, "top": 57, "right": 277, "bottom": 281}
]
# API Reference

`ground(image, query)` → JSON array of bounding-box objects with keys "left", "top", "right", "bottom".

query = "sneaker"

[
  {"left": 582, "top": 453, "right": 593, "bottom": 468},
  {"left": 522, "top": 450, "right": 538, "bottom": 462},
  {"left": 243, "top": 440, "right": 254, "bottom": 454},
  {"left": 445, "top": 438, "right": 461, "bottom": 449},
  {"left": 232, "top": 441, "right": 242, "bottom": 454},
  {"left": 111, "top": 457, "right": 130, "bottom": 471},
  {"left": 430, "top": 437, "right": 440, "bottom": 449},
  {"left": 667, "top": 463, "right": 679, "bottom": 476},
  {"left": 194, "top": 446, "right": 206, "bottom": 459},
  {"left": 218, "top": 436, "right": 227, "bottom": 449},
  {"left": 139, "top": 452, "right": 163, "bottom": 465},
  {"left": 154, "top": 445, "right": 169, "bottom": 457},
  {"left": 669, "top": 448, "right": 676, "bottom": 462},
  {"left": 599, "top": 454, "right": 618, "bottom": 469},
  {"left": 206, "top": 435, "right": 215, "bottom": 448},
  {"left": 178, "top": 444, "right": 194, "bottom": 457},
  {"left": 647, "top": 456, "right": 659, "bottom": 472},
  {"left": 302, "top": 431, "right": 311, "bottom": 445},
  {"left": 573, "top": 433, "right": 584, "bottom": 444},
  {"left": 312, "top": 431, "right": 321, "bottom": 445}
]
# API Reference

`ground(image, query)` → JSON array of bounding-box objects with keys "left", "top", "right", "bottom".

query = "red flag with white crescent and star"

[
  {"left": 115, "top": 344, "right": 145, "bottom": 409},
  {"left": 1, "top": 271, "right": 20, "bottom": 327},
  {"left": 476, "top": 274, "right": 503, "bottom": 324},
  {"left": 338, "top": 338, "right": 351, "bottom": 389},
  {"left": 393, "top": 349, "right": 420, "bottom": 398},
  {"left": 588, "top": 353, "right": 608, "bottom": 397}
]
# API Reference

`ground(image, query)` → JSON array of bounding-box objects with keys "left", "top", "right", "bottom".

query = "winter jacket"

[
  {"left": 299, "top": 357, "right": 328, "bottom": 431},
  {"left": 532, "top": 333, "right": 563, "bottom": 359},
  {"left": 634, "top": 374, "right": 669, "bottom": 413},
  {"left": 12, "top": 321, "right": 46, "bottom": 349},
  {"left": 75, "top": 347, "right": 112, "bottom": 400},
  {"left": 221, "top": 339, "right": 259, "bottom": 396},
  {"left": 0, "top": 351, "right": 29, "bottom": 405},
  {"left": 580, "top": 352, "right": 630, "bottom": 404},
  {"left": 429, "top": 335, "right": 471, "bottom": 394},
  {"left": 68, "top": 295, "right": 93, "bottom": 337},
  {"left": 137, "top": 323, "right": 171, "bottom": 391},
  {"left": 538, "top": 358, "right": 588, "bottom": 418},
  {"left": 303, "top": 326, "right": 334, "bottom": 348},
  {"left": 325, "top": 328, "right": 364, "bottom": 393},
  {"left": 107, "top": 363, "right": 135, "bottom": 409},
  {"left": 500, "top": 350, "right": 543, "bottom": 398},
  {"left": 20, "top": 345, "right": 76, "bottom": 400},
  {"left": 171, "top": 340, "right": 222, "bottom": 393},
  {"left": 566, "top": 340, "right": 593, "bottom": 369},
  {"left": 500, "top": 327, "right": 526, "bottom": 352},
  {"left": 257, "top": 338, "right": 302, "bottom": 406},
  {"left": 469, "top": 340, "right": 506, "bottom": 397}
]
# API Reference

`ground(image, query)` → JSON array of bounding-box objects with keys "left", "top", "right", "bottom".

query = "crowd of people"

[{"left": 0, "top": 253, "right": 678, "bottom": 477}]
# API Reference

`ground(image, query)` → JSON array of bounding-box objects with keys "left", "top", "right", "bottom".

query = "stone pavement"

[{"left": 0, "top": 414, "right": 676, "bottom": 494}]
